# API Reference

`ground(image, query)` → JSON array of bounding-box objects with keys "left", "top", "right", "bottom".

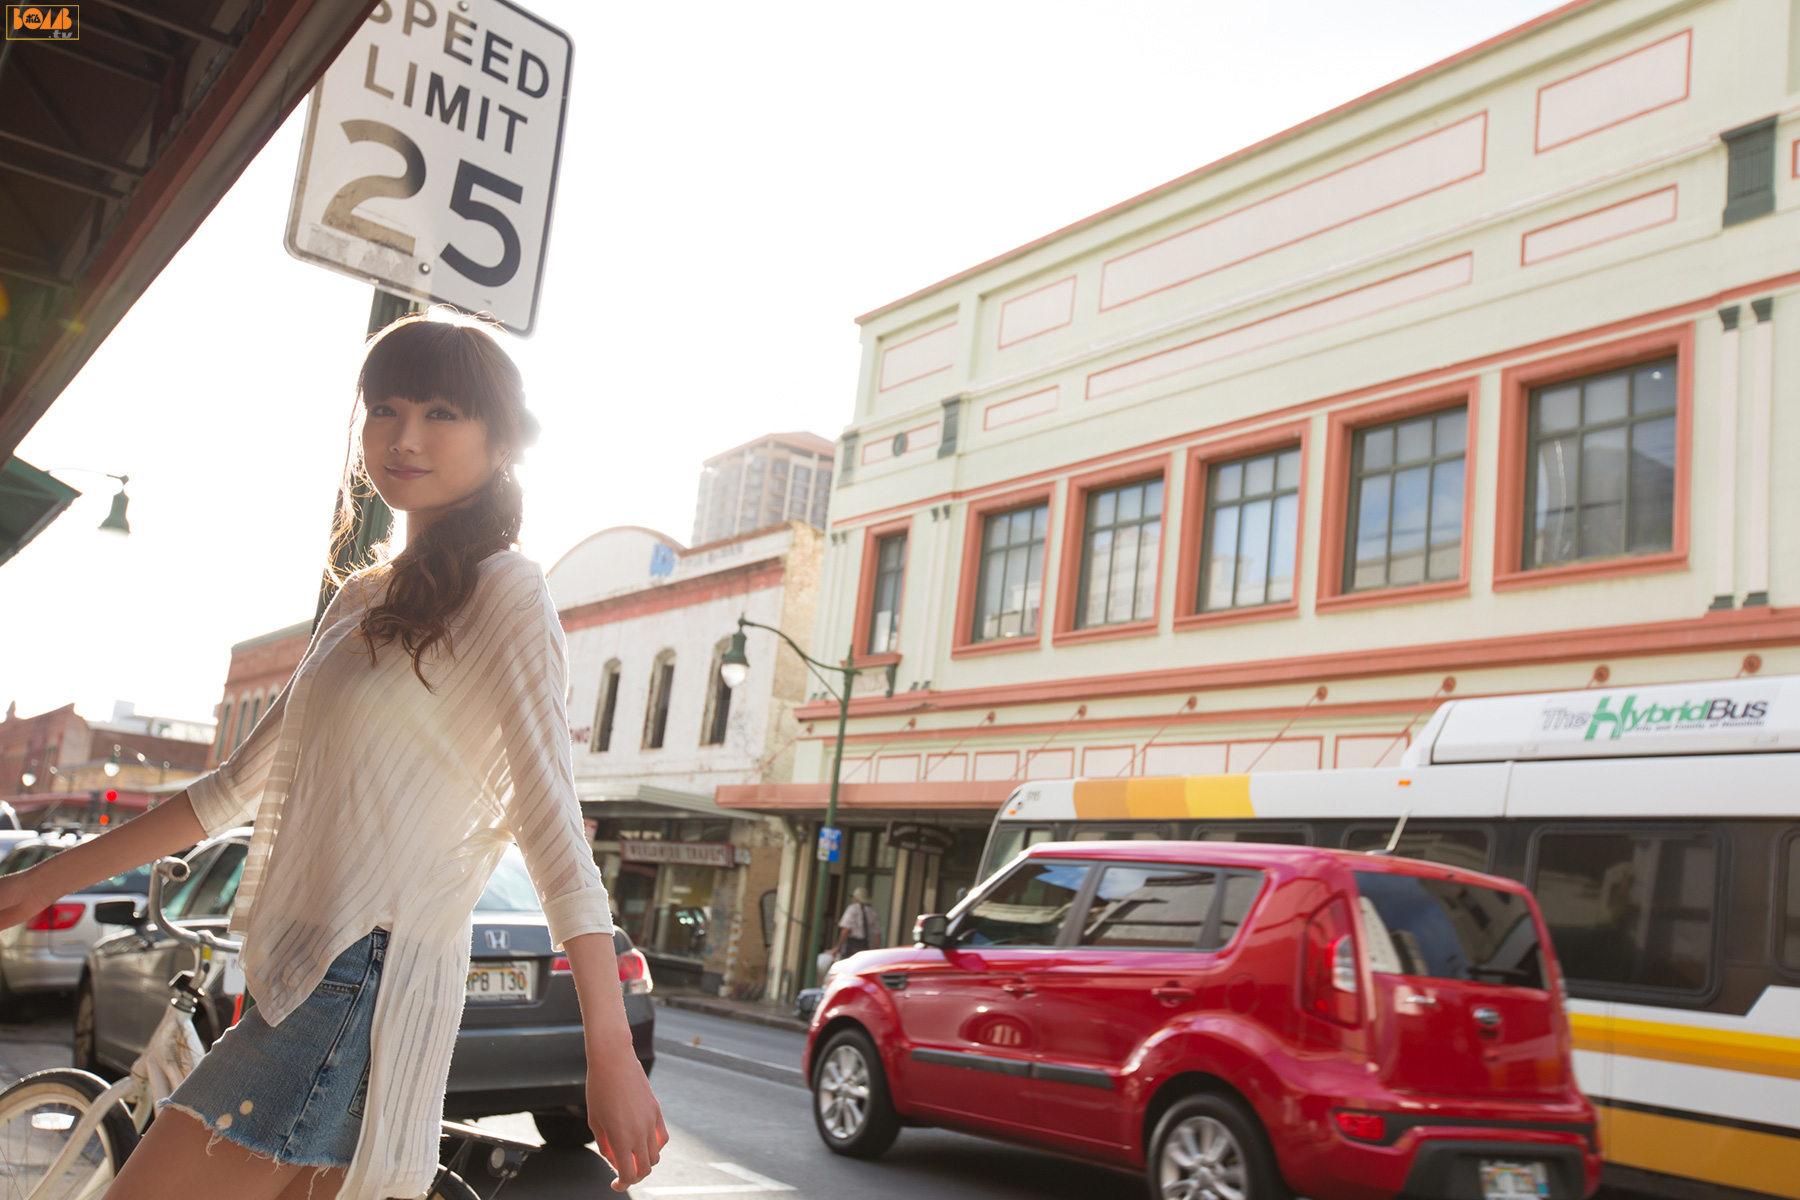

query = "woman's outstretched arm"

[
  {"left": 0, "top": 790, "right": 206, "bottom": 929},
  {"left": 563, "top": 929, "right": 668, "bottom": 1189}
]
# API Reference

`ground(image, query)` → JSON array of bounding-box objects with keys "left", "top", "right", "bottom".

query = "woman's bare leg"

[
  {"left": 103, "top": 1106, "right": 306, "bottom": 1200},
  {"left": 274, "top": 1164, "right": 347, "bottom": 1200}
]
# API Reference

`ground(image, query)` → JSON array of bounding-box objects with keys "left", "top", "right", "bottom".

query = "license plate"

[
  {"left": 466, "top": 960, "right": 536, "bottom": 1002},
  {"left": 1480, "top": 1160, "right": 1550, "bottom": 1200}
]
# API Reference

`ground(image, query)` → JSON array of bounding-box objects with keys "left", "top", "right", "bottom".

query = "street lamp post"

[{"left": 719, "top": 615, "right": 895, "bottom": 992}]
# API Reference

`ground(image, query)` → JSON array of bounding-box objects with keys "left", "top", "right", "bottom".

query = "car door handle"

[
  {"left": 1002, "top": 980, "right": 1035, "bottom": 998},
  {"left": 1151, "top": 986, "right": 1196, "bottom": 1004}
]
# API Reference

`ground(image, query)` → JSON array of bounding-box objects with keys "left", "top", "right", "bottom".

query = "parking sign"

[{"left": 285, "top": 0, "right": 572, "bottom": 335}]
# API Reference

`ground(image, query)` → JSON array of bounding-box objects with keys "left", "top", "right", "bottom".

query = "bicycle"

[{"left": 0, "top": 857, "right": 538, "bottom": 1200}]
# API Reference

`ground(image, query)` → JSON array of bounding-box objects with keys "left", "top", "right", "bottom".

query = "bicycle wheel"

[
  {"left": 426, "top": 1168, "right": 480, "bottom": 1200},
  {"left": 0, "top": 1069, "right": 137, "bottom": 1200}
]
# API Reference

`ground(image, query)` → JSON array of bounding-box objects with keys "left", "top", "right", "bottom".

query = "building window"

[
  {"left": 215, "top": 700, "right": 233, "bottom": 759},
  {"left": 1524, "top": 358, "right": 1676, "bottom": 570},
  {"left": 642, "top": 652, "right": 675, "bottom": 750},
  {"left": 1200, "top": 447, "right": 1300, "bottom": 611},
  {"left": 1346, "top": 408, "right": 1466, "bottom": 591},
  {"left": 867, "top": 533, "right": 907, "bottom": 654},
  {"left": 1077, "top": 478, "right": 1163, "bottom": 628},
  {"left": 973, "top": 504, "right": 1048, "bottom": 642},
  {"left": 793, "top": 465, "right": 812, "bottom": 486},
  {"left": 592, "top": 660, "right": 621, "bottom": 752},
  {"left": 701, "top": 639, "right": 733, "bottom": 746},
  {"left": 1722, "top": 115, "right": 1776, "bottom": 227},
  {"left": 232, "top": 699, "right": 251, "bottom": 751}
]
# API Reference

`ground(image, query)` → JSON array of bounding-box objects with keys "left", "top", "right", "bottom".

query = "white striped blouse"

[{"left": 186, "top": 549, "right": 612, "bottom": 1200}]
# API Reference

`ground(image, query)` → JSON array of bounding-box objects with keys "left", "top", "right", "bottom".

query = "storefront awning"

[
  {"left": 715, "top": 780, "right": 1018, "bottom": 813},
  {"left": 0, "top": 455, "right": 78, "bottom": 565},
  {"left": 579, "top": 783, "right": 761, "bottom": 822}
]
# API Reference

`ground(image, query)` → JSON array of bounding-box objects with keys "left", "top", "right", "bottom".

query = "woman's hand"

[
  {"left": 586, "top": 1040, "right": 669, "bottom": 1190},
  {"left": 0, "top": 866, "right": 53, "bottom": 931}
]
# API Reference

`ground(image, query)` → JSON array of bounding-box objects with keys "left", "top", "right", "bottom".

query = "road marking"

[{"left": 641, "top": 1161, "right": 796, "bottom": 1195}]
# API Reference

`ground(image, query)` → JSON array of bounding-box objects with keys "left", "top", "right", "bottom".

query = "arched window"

[
  {"left": 642, "top": 650, "right": 676, "bottom": 750},
  {"left": 215, "top": 696, "right": 234, "bottom": 760},
  {"left": 232, "top": 698, "right": 252, "bottom": 751},
  {"left": 701, "top": 637, "right": 734, "bottom": 746},
  {"left": 592, "top": 660, "right": 622, "bottom": 753}
]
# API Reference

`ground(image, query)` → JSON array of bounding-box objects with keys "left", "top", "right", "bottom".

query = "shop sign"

[
  {"left": 817, "top": 827, "right": 843, "bottom": 863},
  {"left": 618, "top": 840, "right": 734, "bottom": 869},
  {"left": 886, "top": 821, "right": 955, "bottom": 856}
]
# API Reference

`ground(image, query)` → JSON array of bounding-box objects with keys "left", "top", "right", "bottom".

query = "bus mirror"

[{"left": 916, "top": 914, "right": 951, "bottom": 949}]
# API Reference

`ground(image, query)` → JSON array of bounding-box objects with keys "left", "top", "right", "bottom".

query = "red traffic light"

[{"left": 104, "top": 789, "right": 118, "bottom": 803}]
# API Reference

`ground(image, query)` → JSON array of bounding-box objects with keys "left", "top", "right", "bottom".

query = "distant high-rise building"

[{"left": 691, "top": 432, "right": 835, "bottom": 546}]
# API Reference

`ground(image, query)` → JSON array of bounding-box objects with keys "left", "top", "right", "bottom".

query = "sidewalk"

[
  {"left": 655, "top": 990, "right": 809, "bottom": 1034},
  {"left": 0, "top": 1008, "right": 74, "bottom": 1090}
]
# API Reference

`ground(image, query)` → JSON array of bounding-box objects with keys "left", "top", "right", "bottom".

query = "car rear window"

[
  {"left": 476, "top": 852, "right": 541, "bottom": 912},
  {"left": 1354, "top": 871, "right": 1545, "bottom": 989},
  {"left": 85, "top": 863, "right": 153, "bottom": 895}
]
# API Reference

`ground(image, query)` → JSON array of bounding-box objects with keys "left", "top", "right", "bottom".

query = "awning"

[
  {"left": 0, "top": 455, "right": 78, "bottom": 565},
  {"left": 715, "top": 780, "right": 1019, "bottom": 813},
  {"left": 0, "top": 0, "right": 378, "bottom": 460},
  {"left": 579, "top": 783, "right": 761, "bottom": 823}
]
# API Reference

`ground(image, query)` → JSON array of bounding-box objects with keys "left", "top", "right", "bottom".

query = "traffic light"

[{"left": 100, "top": 789, "right": 118, "bottom": 825}]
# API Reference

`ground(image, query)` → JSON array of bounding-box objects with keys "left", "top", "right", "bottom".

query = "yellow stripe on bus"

[
  {"left": 1568, "top": 1013, "right": 1800, "bottom": 1082},
  {"left": 1070, "top": 776, "right": 1254, "bottom": 821},
  {"left": 1605, "top": 1106, "right": 1800, "bottom": 1200}
]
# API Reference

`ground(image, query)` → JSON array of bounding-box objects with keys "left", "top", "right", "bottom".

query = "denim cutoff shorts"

[{"left": 161, "top": 927, "right": 386, "bottom": 1168}]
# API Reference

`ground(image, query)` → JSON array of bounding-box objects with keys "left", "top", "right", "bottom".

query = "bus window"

[
  {"left": 1345, "top": 826, "right": 1490, "bottom": 872},
  {"left": 1071, "top": 827, "right": 1168, "bottom": 842},
  {"left": 1532, "top": 830, "right": 1718, "bottom": 994},
  {"left": 1191, "top": 824, "right": 1309, "bottom": 846},
  {"left": 985, "top": 825, "right": 1054, "bottom": 879},
  {"left": 1782, "top": 836, "right": 1800, "bottom": 971}
]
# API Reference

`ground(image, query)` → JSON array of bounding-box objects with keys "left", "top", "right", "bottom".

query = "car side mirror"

[
  {"left": 915, "top": 913, "right": 951, "bottom": 950},
  {"left": 93, "top": 898, "right": 145, "bottom": 928}
]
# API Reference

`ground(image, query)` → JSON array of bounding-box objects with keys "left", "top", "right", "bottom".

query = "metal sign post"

[{"left": 285, "top": 0, "right": 574, "bottom": 335}]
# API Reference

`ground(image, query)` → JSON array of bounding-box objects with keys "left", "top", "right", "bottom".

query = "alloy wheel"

[
  {"left": 1158, "top": 1115, "right": 1248, "bottom": 1200},
  {"left": 816, "top": 1045, "right": 871, "bottom": 1140}
]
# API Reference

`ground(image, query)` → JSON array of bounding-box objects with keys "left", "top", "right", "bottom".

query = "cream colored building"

[{"left": 722, "top": 0, "right": 1800, "bottom": 991}]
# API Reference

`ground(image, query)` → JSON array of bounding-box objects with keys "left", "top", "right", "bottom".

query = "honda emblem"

[{"left": 484, "top": 929, "right": 509, "bottom": 951}]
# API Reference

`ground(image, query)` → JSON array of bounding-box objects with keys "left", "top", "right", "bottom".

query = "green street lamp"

[
  {"left": 719, "top": 615, "right": 895, "bottom": 991},
  {"left": 43, "top": 468, "right": 131, "bottom": 536}
]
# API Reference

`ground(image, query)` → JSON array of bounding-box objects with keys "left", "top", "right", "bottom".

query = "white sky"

[{"left": 1, "top": 0, "right": 1558, "bottom": 729}]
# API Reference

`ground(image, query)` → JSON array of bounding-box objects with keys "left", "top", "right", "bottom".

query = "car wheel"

[
  {"left": 73, "top": 979, "right": 100, "bottom": 1073},
  {"left": 1147, "top": 1092, "right": 1290, "bottom": 1200},
  {"left": 532, "top": 1110, "right": 594, "bottom": 1148},
  {"left": 811, "top": 1028, "right": 899, "bottom": 1159}
]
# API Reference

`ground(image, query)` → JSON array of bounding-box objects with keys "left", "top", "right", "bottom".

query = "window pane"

[
  {"left": 1628, "top": 416, "right": 1676, "bottom": 553},
  {"left": 1435, "top": 409, "right": 1467, "bottom": 456},
  {"left": 1345, "top": 827, "right": 1490, "bottom": 871},
  {"left": 1579, "top": 426, "right": 1628, "bottom": 557},
  {"left": 1267, "top": 494, "right": 1297, "bottom": 604},
  {"left": 1783, "top": 839, "right": 1800, "bottom": 970},
  {"left": 1428, "top": 458, "right": 1465, "bottom": 580},
  {"left": 1145, "top": 479, "right": 1164, "bottom": 517},
  {"left": 1533, "top": 435, "right": 1578, "bottom": 565},
  {"left": 1353, "top": 475, "right": 1391, "bottom": 590},
  {"left": 1533, "top": 832, "right": 1716, "bottom": 991},
  {"left": 1118, "top": 484, "right": 1143, "bottom": 524},
  {"left": 1275, "top": 451, "right": 1301, "bottom": 491},
  {"left": 1108, "top": 523, "right": 1141, "bottom": 624},
  {"left": 1084, "top": 528, "right": 1113, "bottom": 626},
  {"left": 1245, "top": 454, "right": 1275, "bottom": 496},
  {"left": 1355, "top": 872, "right": 1543, "bottom": 988},
  {"left": 1206, "top": 505, "right": 1239, "bottom": 610},
  {"left": 1389, "top": 466, "right": 1430, "bottom": 587},
  {"left": 1540, "top": 386, "right": 1580, "bottom": 431},
  {"left": 1214, "top": 874, "right": 1264, "bottom": 948},
  {"left": 1396, "top": 418, "right": 1432, "bottom": 464},
  {"left": 1093, "top": 490, "right": 1116, "bottom": 527},
  {"left": 980, "top": 549, "right": 1006, "bottom": 641},
  {"left": 1215, "top": 462, "right": 1243, "bottom": 502},
  {"left": 1235, "top": 498, "right": 1272, "bottom": 607},
  {"left": 1584, "top": 374, "right": 1628, "bottom": 424},
  {"left": 961, "top": 861, "right": 1088, "bottom": 947},
  {"left": 1032, "top": 506, "right": 1048, "bottom": 540},
  {"left": 1634, "top": 364, "right": 1676, "bottom": 414},
  {"left": 1024, "top": 544, "right": 1045, "bottom": 635},
  {"left": 986, "top": 513, "right": 1009, "bottom": 549},
  {"left": 1363, "top": 427, "right": 1394, "bottom": 471},
  {"left": 1134, "top": 518, "right": 1161, "bottom": 618},
  {"left": 1079, "top": 867, "right": 1217, "bottom": 950},
  {"left": 1010, "top": 508, "right": 1033, "bottom": 543}
]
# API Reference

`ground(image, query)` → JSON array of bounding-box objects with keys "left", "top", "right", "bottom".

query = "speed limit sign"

[{"left": 285, "top": 0, "right": 572, "bottom": 335}]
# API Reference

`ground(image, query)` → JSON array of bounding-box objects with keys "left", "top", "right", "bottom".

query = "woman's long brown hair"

[{"left": 325, "top": 313, "right": 540, "bottom": 689}]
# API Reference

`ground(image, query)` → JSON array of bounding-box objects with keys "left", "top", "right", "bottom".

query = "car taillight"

[
  {"left": 1301, "top": 898, "right": 1359, "bottom": 1027},
  {"left": 550, "top": 956, "right": 571, "bottom": 974},
  {"left": 26, "top": 903, "right": 84, "bottom": 931},
  {"left": 1334, "top": 1111, "right": 1386, "bottom": 1142},
  {"left": 618, "top": 948, "right": 653, "bottom": 995}
]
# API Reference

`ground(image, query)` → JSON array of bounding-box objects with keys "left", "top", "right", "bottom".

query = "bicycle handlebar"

[{"left": 147, "top": 856, "right": 243, "bottom": 955}]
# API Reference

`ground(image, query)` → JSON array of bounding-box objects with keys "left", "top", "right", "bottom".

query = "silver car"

[
  {"left": 79, "top": 831, "right": 654, "bottom": 1146},
  {"left": 0, "top": 831, "right": 152, "bottom": 1012}
]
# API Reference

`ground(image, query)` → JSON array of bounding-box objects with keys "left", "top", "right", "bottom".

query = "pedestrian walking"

[
  {"left": 833, "top": 886, "right": 882, "bottom": 958},
  {"left": 0, "top": 314, "right": 666, "bottom": 1200}
]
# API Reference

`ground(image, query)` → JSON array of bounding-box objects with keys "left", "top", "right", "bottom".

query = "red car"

[{"left": 804, "top": 841, "right": 1600, "bottom": 1200}]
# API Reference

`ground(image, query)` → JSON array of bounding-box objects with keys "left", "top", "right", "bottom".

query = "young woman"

[{"left": 0, "top": 314, "right": 666, "bottom": 1200}]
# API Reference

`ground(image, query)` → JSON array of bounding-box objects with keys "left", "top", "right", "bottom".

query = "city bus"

[{"left": 978, "top": 675, "right": 1800, "bottom": 1200}]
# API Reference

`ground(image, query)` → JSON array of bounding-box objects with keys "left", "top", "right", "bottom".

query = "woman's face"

[{"left": 363, "top": 394, "right": 507, "bottom": 524}]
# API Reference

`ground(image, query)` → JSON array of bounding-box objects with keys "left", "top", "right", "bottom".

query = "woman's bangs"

[{"left": 360, "top": 321, "right": 510, "bottom": 423}]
